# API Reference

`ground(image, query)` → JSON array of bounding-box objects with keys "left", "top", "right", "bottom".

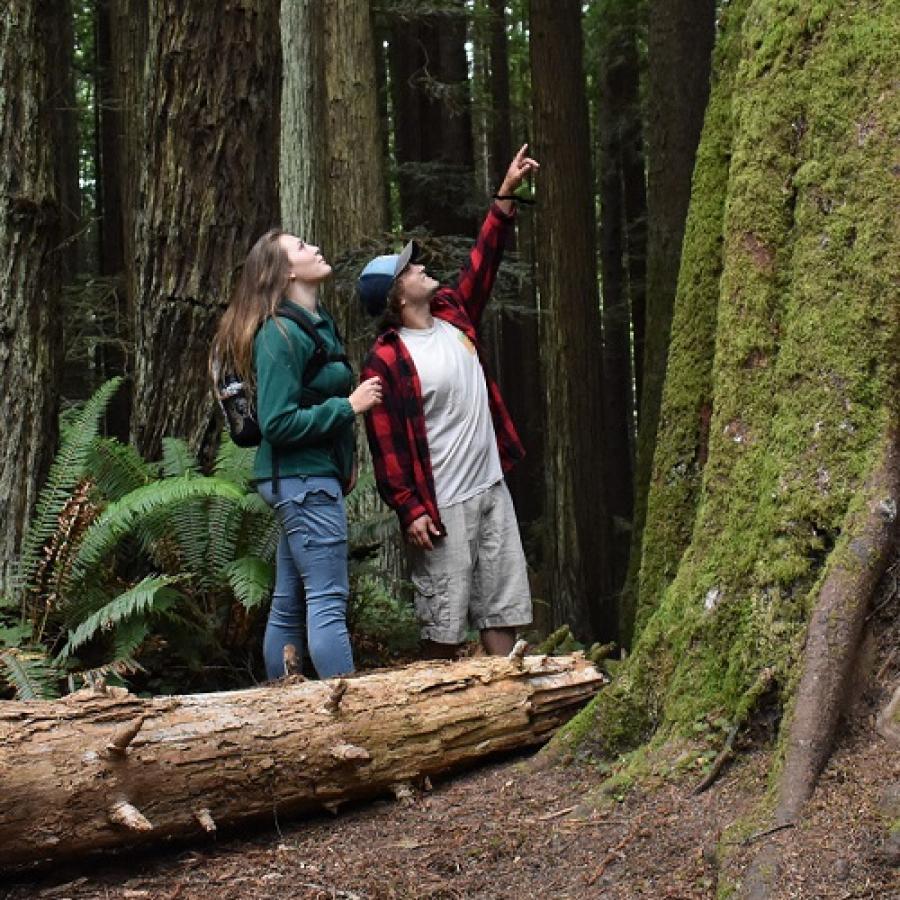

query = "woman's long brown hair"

[{"left": 210, "top": 229, "right": 290, "bottom": 388}]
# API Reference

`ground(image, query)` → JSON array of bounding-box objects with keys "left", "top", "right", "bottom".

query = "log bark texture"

[{"left": 0, "top": 653, "right": 604, "bottom": 870}]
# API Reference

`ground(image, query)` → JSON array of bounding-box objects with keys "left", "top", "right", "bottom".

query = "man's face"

[{"left": 395, "top": 263, "right": 439, "bottom": 306}]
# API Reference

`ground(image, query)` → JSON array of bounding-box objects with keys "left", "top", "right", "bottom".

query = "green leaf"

[
  {"left": 224, "top": 556, "right": 274, "bottom": 610},
  {"left": 87, "top": 438, "right": 155, "bottom": 500},
  {"left": 0, "top": 648, "right": 60, "bottom": 699},
  {"left": 66, "top": 476, "right": 244, "bottom": 590},
  {"left": 0, "top": 623, "right": 33, "bottom": 649},
  {"left": 15, "top": 377, "right": 125, "bottom": 601},
  {"left": 212, "top": 432, "right": 256, "bottom": 489},
  {"left": 161, "top": 437, "right": 199, "bottom": 477},
  {"left": 58, "top": 574, "right": 185, "bottom": 660}
]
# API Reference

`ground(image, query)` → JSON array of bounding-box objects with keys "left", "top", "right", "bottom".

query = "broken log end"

[
  {"left": 193, "top": 807, "right": 216, "bottom": 833},
  {"left": 108, "top": 800, "right": 152, "bottom": 832}
]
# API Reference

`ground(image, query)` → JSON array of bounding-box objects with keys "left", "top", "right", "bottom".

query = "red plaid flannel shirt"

[{"left": 361, "top": 203, "right": 525, "bottom": 532}]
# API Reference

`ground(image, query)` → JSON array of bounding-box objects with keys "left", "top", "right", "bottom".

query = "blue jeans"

[{"left": 257, "top": 476, "right": 355, "bottom": 680}]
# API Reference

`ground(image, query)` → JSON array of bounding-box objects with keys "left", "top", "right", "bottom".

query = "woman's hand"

[{"left": 349, "top": 376, "right": 383, "bottom": 414}]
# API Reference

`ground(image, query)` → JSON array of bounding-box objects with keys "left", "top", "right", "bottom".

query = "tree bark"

[
  {"left": 387, "top": 2, "right": 476, "bottom": 236},
  {"left": 623, "top": 0, "right": 715, "bottom": 642},
  {"left": 0, "top": 0, "right": 67, "bottom": 594},
  {"left": 129, "top": 0, "right": 280, "bottom": 462},
  {"left": 0, "top": 653, "right": 605, "bottom": 870},
  {"left": 595, "top": 1, "right": 645, "bottom": 608},
  {"left": 558, "top": 0, "right": 900, "bottom": 803},
  {"left": 531, "top": 0, "right": 610, "bottom": 641}
]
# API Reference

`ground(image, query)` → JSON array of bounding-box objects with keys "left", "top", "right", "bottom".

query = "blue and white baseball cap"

[{"left": 357, "top": 240, "right": 419, "bottom": 317}]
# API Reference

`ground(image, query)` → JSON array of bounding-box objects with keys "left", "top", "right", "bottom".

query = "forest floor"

[{"left": 4, "top": 600, "right": 898, "bottom": 899}]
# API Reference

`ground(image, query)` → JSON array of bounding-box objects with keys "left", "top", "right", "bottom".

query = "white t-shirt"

[{"left": 398, "top": 318, "right": 502, "bottom": 507}]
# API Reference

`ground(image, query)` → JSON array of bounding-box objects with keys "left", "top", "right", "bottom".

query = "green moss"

[{"left": 580, "top": 0, "right": 899, "bottom": 756}]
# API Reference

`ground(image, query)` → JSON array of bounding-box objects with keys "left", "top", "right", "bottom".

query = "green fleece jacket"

[{"left": 252, "top": 304, "right": 355, "bottom": 484}]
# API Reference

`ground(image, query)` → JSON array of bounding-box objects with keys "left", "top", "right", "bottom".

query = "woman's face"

[{"left": 278, "top": 234, "right": 332, "bottom": 284}]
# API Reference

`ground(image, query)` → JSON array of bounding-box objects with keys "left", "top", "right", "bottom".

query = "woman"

[{"left": 211, "top": 230, "right": 382, "bottom": 680}]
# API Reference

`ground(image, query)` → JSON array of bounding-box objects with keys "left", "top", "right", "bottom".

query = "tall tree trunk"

[
  {"left": 530, "top": 0, "right": 610, "bottom": 642},
  {"left": 93, "top": 0, "right": 136, "bottom": 440},
  {"left": 387, "top": 2, "right": 476, "bottom": 236},
  {"left": 557, "top": 1, "right": 900, "bottom": 834},
  {"left": 0, "top": 0, "right": 69, "bottom": 594},
  {"left": 488, "top": 0, "right": 543, "bottom": 532},
  {"left": 595, "top": 1, "right": 645, "bottom": 608},
  {"left": 46, "top": 0, "right": 79, "bottom": 281},
  {"left": 129, "top": 0, "right": 280, "bottom": 462},
  {"left": 281, "top": 0, "right": 397, "bottom": 585},
  {"left": 620, "top": 0, "right": 715, "bottom": 645}
]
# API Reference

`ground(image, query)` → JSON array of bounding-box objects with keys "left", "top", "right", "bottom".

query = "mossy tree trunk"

[
  {"left": 560, "top": 0, "right": 900, "bottom": 819},
  {"left": 129, "top": 0, "right": 280, "bottom": 462},
  {"left": 620, "top": 0, "right": 716, "bottom": 645},
  {"left": 531, "top": 0, "right": 610, "bottom": 641},
  {"left": 0, "top": 0, "right": 70, "bottom": 594}
]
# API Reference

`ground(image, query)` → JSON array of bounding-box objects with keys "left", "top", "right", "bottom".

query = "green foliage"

[
  {"left": 224, "top": 556, "right": 275, "bottom": 611},
  {"left": 0, "top": 648, "right": 60, "bottom": 700},
  {"left": 0, "top": 380, "right": 276, "bottom": 696},
  {"left": 58, "top": 574, "right": 184, "bottom": 660},
  {"left": 15, "top": 377, "right": 125, "bottom": 606},
  {"left": 349, "top": 570, "right": 420, "bottom": 666}
]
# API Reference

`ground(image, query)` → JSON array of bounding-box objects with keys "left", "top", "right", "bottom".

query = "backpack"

[{"left": 214, "top": 304, "right": 350, "bottom": 449}]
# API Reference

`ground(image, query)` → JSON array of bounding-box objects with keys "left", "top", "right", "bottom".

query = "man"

[{"left": 357, "top": 146, "right": 538, "bottom": 658}]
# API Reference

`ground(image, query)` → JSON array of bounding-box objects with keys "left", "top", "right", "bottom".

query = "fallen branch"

[{"left": 0, "top": 653, "right": 606, "bottom": 871}]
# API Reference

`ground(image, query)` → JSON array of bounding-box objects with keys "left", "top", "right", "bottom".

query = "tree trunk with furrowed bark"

[{"left": 0, "top": 653, "right": 605, "bottom": 871}]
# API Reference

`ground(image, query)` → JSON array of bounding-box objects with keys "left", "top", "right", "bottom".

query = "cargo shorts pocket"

[{"left": 411, "top": 573, "right": 449, "bottom": 629}]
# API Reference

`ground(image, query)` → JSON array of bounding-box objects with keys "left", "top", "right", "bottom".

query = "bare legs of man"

[{"left": 421, "top": 626, "right": 516, "bottom": 660}]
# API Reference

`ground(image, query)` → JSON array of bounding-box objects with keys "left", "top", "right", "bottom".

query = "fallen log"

[{"left": 0, "top": 652, "right": 605, "bottom": 871}]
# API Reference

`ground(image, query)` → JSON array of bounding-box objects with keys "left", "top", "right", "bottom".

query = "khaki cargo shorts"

[{"left": 408, "top": 480, "right": 532, "bottom": 644}]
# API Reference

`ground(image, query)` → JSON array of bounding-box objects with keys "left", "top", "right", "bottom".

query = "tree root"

[
  {"left": 775, "top": 429, "right": 899, "bottom": 825},
  {"left": 740, "top": 430, "right": 899, "bottom": 898}
]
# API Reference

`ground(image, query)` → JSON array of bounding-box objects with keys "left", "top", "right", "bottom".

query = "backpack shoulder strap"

[{"left": 275, "top": 305, "right": 350, "bottom": 386}]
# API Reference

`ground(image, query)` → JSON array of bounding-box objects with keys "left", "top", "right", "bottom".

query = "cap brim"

[{"left": 392, "top": 240, "right": 419, "bottom": 279}]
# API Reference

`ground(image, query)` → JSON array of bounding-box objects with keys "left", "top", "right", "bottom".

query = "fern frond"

[
  {"left": 206, "top": 495, "right": 244, "bottom": 578},
  {"left": 87, "top": 438, "right": 156, "bottom": 501},
  {"left": 0, "top": 647, "right": 60, "bottom": 699},
  {"left": 15, "top": 377, "right": 124, "bottom": 600},
  {"left": 224, "top": 556, "right": 274, "bottom": 610},
  {"left": 71, "top": 656, "right": 146, "bottom": 691},
  {"left": 161, "top": 437, "right": 199, "bottom": 477},
  {"left": 66, "top": 476, "right": 244, "bottom": 589},
  {"left": 212, "top": 432, "right": 256, "bottom": 489},
  {"left": 238, "top": 492, "right": 279, "bottom": 561},
  {"left": 58, "top": 574, "right": 184, "bottom": 660},
  {"left": 113, "top": 616, "right": 151, "bottom": 661}
]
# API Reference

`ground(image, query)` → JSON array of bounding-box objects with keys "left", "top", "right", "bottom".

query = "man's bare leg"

[
  {"left": 421, "top": 640, "right": 461, "bottom": 660},
  {"left": 480, "top": 627, "right": 516, "bottom": 656}
]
